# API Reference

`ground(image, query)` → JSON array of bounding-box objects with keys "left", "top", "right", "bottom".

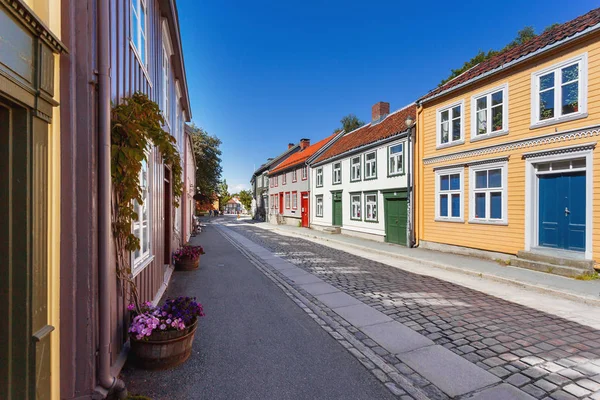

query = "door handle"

[{"left": 565, "top": 207, "right": 570, "bottom": 216}]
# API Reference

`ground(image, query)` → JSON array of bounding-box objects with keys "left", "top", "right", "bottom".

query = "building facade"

[
  {"left": 310, "top": 103, "right": 416, "bottom": 246},
  {"left": 0, "top": 1, "right": 66, "bottom": 398},
  {"left": 183, "top": 125, "right": 197, "bottom": 242},
  {"left": 415, "top": 8, "right": 600, "bottom": 275},
  {"left": 268, "top": 135, "right": 340, "bottom": 227},
  {"left": 59, "top": 0, "right": 192, "bottom": 398}
]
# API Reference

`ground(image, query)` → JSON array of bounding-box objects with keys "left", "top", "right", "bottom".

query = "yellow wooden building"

[{"left": 415, "top": 8, "right": 600, "bottom": 276}]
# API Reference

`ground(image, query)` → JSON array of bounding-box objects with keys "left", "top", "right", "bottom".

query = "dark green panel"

[{"left": 385, "top": 198, "right": 407, "bottom": 246}]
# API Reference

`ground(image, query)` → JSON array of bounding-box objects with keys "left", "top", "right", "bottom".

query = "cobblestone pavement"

[{"left": 227, "top": 222, "right": 600, "bottom": 400}]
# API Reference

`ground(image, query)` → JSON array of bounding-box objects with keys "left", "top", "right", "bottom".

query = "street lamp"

[{"left": 405, "top": 114, "right": 415, "bottom": 248}]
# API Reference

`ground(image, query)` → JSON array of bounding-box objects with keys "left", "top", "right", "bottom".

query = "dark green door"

[
  {"left": 332, "top": 192, "right": 343, "bottom": 226},
  {"left": 385, "top": 197, "right": 407, "bottom": 246}
]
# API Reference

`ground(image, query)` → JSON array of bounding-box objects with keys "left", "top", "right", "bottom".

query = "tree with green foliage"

[
  {"left": 334, "top": 113, "right": 365, "bottom": 133},
  {"left": 439, "top": 25, "right": 556, "bottom": 86},
  {"left": 217, "top": 179, "right": 231, "bottom": 210},
  {"left": 237, "top": 189, "right": 253, "bottom": 212},
  {"left": 189, "top": 124, "right": 223, "bottom": 200}
]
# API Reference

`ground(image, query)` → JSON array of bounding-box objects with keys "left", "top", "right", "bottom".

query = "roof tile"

[{"left": 269, "top": 133, "right": 340, "bottom": 174}]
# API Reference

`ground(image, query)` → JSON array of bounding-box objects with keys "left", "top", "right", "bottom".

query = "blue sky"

[{"left": 177, "top": 0, "right": 597, "bottom": 193}]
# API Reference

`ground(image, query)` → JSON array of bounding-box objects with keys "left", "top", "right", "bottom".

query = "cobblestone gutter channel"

[{"left": 217, "top": 221, "right": 600, "bottom": 400}]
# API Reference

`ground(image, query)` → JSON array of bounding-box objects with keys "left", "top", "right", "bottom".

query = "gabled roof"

[
  {"left": 313, "top": 104, "right": 416, "bottom": 165},
  {"left": 269, "top": 133, "right": 340, "bottom": 175},
  {"left": 418, "top": 7, "right": 600, "bottom": 104}
]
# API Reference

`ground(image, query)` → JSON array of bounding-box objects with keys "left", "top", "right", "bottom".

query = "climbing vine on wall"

[{"left": 111, "top": 92, "right": 183, "bottom": 310}]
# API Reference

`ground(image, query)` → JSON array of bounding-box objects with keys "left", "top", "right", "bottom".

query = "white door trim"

[{"left": 524, "top": 149, "right": 593, "bottom": 259}]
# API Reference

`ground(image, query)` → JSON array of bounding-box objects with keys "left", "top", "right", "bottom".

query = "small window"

[
  {"left": 292, "top": 169, "right": 297, "bottom": 182},
  {"left": 162, "top": 47, "right": 170, "bottom": 121},
  {"left": 285, "top": 192, "right": 290, "bottom": 209},
  {"left": 388, "top": 144, "right": 403, "bottom": 176},
  {"left": 435, "top": 168, "right": 463, "bottom": 221},
  {"left": 282, "top": 174, "right": 287, "bottom": 185},
  {"left": 532, "top": 54, "right": 587, "bottom": 126},
  {"left": 364, "top": 193, "right": 377, "bottom": 222},
  {"left": 333, "top": 162, "right": 341, "bottom": 184},
  {"left": 292, "top": 192, "right": 298, "bottom": 209},
  {"left": 275, "top": 175, "right": 278, "bottom": 187},
  {"left": 350, "top": 156, "right": 361, "bottom": 182},
  {"left": 365, "top": 152, "right": 377, "bottom": 179},
  {"left": 316, "top": 195, "right": 323, "bottom": 217},
  {"left": 472, "top": 85, "right": 508, "bottom": 139},
  {"left": 301, "top": 166, "right": 308, "bottom": 180},
  {"left": 133, "top": 158, "right": 151, "bottom": 271},
  {"left": 470, "top": 163, "right": 507, "bottom": 224},
  {"left": 437, "top": 101, "right": 464, "bottom": 147},
  {"left": 316, "top": 167, "right": 323, "bottom": 187},
  {"left": 130, "top": 0, "right": 147, "bottom": 65},
  {"left": 350, "top": 193, "right": 361, "bottom": 220}
]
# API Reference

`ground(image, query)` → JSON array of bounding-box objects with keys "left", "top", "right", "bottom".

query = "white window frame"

[
  {"left": 364, "top": 151, "right": 377, "bottom": 179},
  {"left": 350, "top": 156, "right": 361, "bottom": 182},
  {"left": 301, "top": 166, "right": 308, "bottom": 180},
  {"left": 531, "top": 53, "right": 588, "bottom": 128},
  {"left": 471, "top": 84, "right": 509, "bottom": 141},
  {"left": 388, "top": 143, "right": 404, "bottom": 176},
  {"left": 350, "top": 193, "right": 361, "bottom": 220},
  {"left": 292, "top": 169, "right": 297, "bottom": 182},
  {"left": 315, "top": 195, "right": 324, "bottom": 217},
  {"left": 285, "top": 192, "right": 290, "bottom": 209},
  {"left": 434, "top": 167, "right": 464, "bottom": 222},
  {"left": 132, "top": 156, "right": 153, "bottom": 275},
  {"left": 292, "top": 192, "right": 298, "bottom": 209},
  {"left": 130, "top": 0, "right": 147, "bottom": 66},
  {"left": 436, "top": 100, "right": 465, "bottom": 148},
  {"left": 364, "top": 192, "right": 377, "bottom": 222},
  {"left": 282, "top": 173, "right": 287, "bottom": 185},
  {"left": 469, "top": 162, "right": 508, "bottom": 225},
  {"left": 316, "top": 167, "right": 323, "bottom": 187},
  {"left": 162, "top": 47, "right": 171, "bottom": 124},
  {"left": 333, "top": 162, "right": 341, "bottom": 184}
]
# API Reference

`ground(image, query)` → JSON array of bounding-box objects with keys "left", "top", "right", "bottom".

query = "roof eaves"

[
  {"left": 306, "top": 130, "right": 346, "bottom": 165},
  {"left": 417, "top": 22, "right": 600, "bottom": 105}
]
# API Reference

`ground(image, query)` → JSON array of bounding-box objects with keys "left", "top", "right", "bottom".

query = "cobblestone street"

[{"left": 226, "top": 221, "right": 600, "bottom": 400}]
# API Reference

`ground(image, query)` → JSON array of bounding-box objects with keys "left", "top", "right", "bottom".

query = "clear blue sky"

[{"left": 177, "top": 0, "right": 597, "bottom": 193}]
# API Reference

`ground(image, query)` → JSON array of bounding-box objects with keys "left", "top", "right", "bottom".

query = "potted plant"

[
  {"left": 129, "top": 297, "right": 205, "bottom": 370},
  {"left": 172, "top": 244, "right": 205, "bottom": 271}
]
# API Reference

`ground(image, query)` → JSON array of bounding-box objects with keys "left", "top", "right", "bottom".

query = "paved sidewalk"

[
  {"left": 221, "top": 220, "right": 600, "bottom": 400},
  {"left": 251, "top": 221, "right": 600, "bottom": 305}
]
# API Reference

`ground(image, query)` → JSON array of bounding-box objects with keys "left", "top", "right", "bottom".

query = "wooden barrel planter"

[
  {"left": 175, "top": 255, "right": 200, "bottom": 271},
  {"left": 130, "top": 319, "right": 198, "bottom": 370}
]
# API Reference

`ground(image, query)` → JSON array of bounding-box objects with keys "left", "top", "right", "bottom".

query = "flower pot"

[
  {"left": 130, "top": 319, "right": 198, "bottom": 370},
  {"left": 175, "top": 255, "right": 200, "bottom": 271}
]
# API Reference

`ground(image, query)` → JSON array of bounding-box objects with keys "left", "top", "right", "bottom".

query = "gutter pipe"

[
  {"left": 406, "top": 124, "right": 416, "bottom": 248},
  {"left": 96, "top": 0, "right": 127, "bottom": 398}
]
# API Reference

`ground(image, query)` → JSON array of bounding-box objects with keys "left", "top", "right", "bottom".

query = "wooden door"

[
  {"left": 384, "top": 192, "right": 408, "bottom": 246},
  {"left": 301, "top": 192, "right": 309, "bottom": 227},
  {"left": 332, "top": 191, "right": 343, "bottom": 226}
]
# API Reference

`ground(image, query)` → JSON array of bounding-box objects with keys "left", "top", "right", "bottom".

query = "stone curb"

[{"left": 257, "top": 224, "right": 600, "bottom": 307}]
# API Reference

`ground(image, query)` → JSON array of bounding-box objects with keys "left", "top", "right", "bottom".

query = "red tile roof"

[
  {"left": 313, "top": 104, "right": 416, "bottom": 164},
  {"left": 269, "top": 133, "right": 340, "bottom": 175},
  {"left": 419, "top": 7, "right": 600, "bottom": 102}
]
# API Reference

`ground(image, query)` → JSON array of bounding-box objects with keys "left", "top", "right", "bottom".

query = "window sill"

[
  {"left": 388, "top": 172, "right": 405, "bottom": 178},
  {"left": 132, "top": 255, "right": 155, "bottom": 278},
  {"left": 364, "top": 176, "right": 377, "bottom": 181},
  {"left": 130, "top": 40, "right": 152, "bottom": 88},
  {"left": 468, "top": 219, "right": 508, "bottom": 226},
  {"left": 436, "top": 140, "right": 465, "bottom": 150},
  {"left": 350, "top": 178, "right": 362, "bottom": 183},
  {"left": 470, "top": 130, "right": 509, "bottom": 143},
  {"left": 350, "top": 217, "right": 362, "bottom": 221},
  {"left": 364, "top": 219, "right": 379, "bottom": 223},
  {"left": 530, "top": 112, "right": 588, "bottom": 130},
  {"left": 332, "top": 182, "right": 342, "bottom": 185},
  {"left": 434, "top": 218, "right": 464, "bottom": 223}
]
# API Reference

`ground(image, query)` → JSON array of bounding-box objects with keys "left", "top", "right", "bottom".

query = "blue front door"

[{"left": 538, "top": 171, "right": 586, "bottom": 251}]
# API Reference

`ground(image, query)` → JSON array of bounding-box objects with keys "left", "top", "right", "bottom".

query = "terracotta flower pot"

[
  {"left": 130, "top": 319, "right": 198, "bottom": 370},
  {"left": 175, "top": 255, "right": 200, "bottom": 271}
]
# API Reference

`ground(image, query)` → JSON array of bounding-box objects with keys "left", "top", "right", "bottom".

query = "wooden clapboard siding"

[{"left": 417, "top": 30, "right": 600, "bottom": 260}]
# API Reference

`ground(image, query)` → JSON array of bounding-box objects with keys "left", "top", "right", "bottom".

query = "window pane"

[
  {"left": 452, "top": 106, "right": 461, "bottom": 119},
  {"left": 491, "top": 105, "right": 503, "bottom": 132},
  {"left": 475, "top": 171, "right": 487, "bottom": 188},
  {"left": 352, "top": 157, "right": 359, "bottom": 165},
  {"left": 475, "top": 193, "right": 486, "bottom": 219},
  {"left": 440, "top": 175, "right": 449, "bottom": 191},
  {"left": 539, "top": 89, "right": 554, "bottom": 120},
  {"left": 142, "top": 223, "right": 149, "bottom": 253},
  {"left": 451, "top": 194, "right": 461, "bottom": 217},
  {"left": 488, "top": 169, "right": 502, "bottom": 187},
  {"left": 571, "top": 158, "right": 586, "bottom": 169},
  {"left": 450, "top": 174, "right": 460, "bottom": 190},
  {"left": 562, "top": 64, "right": 578, "bottom": 83},
  {"left": 367, "top": 153, "right": 375, "bottom": 160},
  {"left": 477, "top": 110, "right": 487, "bottom": 135},
  {"left": 561, "top": 82, "right": 579, "bottom": 115},
  {"left": 490, "top": 192, "right": 502, "bottom": 219},
  {"left": 491, "top": 91, "right": 503, "bottom": 106},
  {"left": 390, "top": 144, "right": 402, "bottom": 154},
  {"left": 441, "top": 110, "right": 449, "bottom": 122},
  {"left": 140, "top": 35, "right": 146, "bottom": 63},
  {"left": 540, "top": 73, "right": 554, "bottom": 90},
  {"left": 131, "top": 11, "right": 139, "bottom": 44},
  {"left": 390, "top": 157, "right": 396, "bottom": 173},
  {"left": 452, "top": 118, "right": 461, "bottom": 141},
  {"left": 441, "top": 121, "right": 449, "bottom": 143},
  {"left": 476, "top": 97, "right": 487, "bottom": 111},
  {"left": 440, "top": 194, "right": 448, "bottom": 217}
]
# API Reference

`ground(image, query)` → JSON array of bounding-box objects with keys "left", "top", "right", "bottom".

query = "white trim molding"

[
  {"left": 434, "top": 167, "right": 464, "bottom": 223},
  {"left": 436, "top": 100, "right": 465, "bottom": 149},
  {"left": 470, "top": 83, "right": 509, "bottom": 141},
  {"left": 524, "top": 145, "right": 593, "bottom": 260},
  {"left": 468, "top": 161, "right": 508, "bottom": 225}
]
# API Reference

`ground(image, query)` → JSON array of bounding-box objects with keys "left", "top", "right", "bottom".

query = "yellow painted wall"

[{"left": 417, "top": 31, "right": 600, "bottom": 261}]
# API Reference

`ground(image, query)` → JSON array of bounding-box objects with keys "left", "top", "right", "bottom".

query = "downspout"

[
  {"left": 306, "top": 161, "right": 310, "bottom": 228},
  {"left": 407, "top": 124, "right": 415, "bottom": 248},
  {"left": 96, "top": 0, "right": 127, "bottom": 398}
]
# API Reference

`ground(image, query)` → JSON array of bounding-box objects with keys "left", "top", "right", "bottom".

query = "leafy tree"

[
  {"left": 189, "top": 124, "right": 223, "bottom": 199},
  {"left": 238, "top": 189, "right": 253, "bottom": 211},
  {"left": 334, "top": 114, "right": 365, "bottom": 133},
  {"left": 217, "top": 179, "right": 231, "bottom": 210}
]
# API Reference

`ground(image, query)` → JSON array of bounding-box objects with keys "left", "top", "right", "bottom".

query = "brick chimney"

[
  {"left": 288, "top": 143, "right": 295, "bottom": 149},
  {"left": 300, "top": 138, "right": 310, "bottom": 150},
  {"left": 372, "top": 102, "right": 390, "bottom": 122}
]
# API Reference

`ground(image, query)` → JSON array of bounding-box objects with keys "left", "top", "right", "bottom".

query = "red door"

[
  {"left": 301, "top": 192, "right": 309, "bottom": 227},
  {"left": 279, "top": 193, "right": 284, "bottom": 214}
]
